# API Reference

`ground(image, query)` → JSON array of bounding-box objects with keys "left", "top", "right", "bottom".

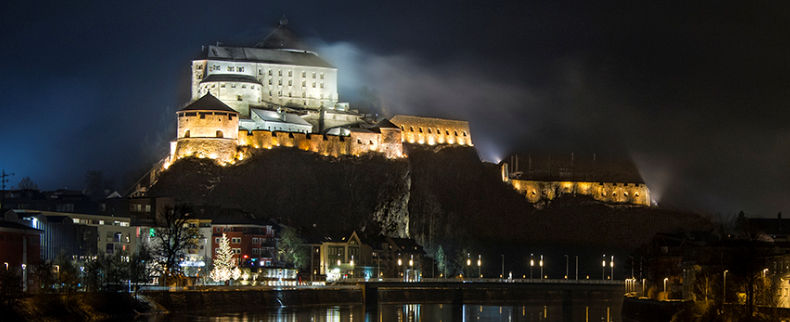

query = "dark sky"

[{"left": 2, "top": 1, "right": 790, "bottom": 217}]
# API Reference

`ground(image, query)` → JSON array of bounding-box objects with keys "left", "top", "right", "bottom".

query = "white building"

[{"left": 191, "top": 20, "right": 339, "bottom": 126}]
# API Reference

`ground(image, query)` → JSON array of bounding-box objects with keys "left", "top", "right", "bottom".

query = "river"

[{"left": 135, "top": 300, "right": 623, "bottom": 322}]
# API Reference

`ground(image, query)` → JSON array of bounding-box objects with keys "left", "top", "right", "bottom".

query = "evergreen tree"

[{"left": 209, "top": 233, "right": 236, "bottom": 283}]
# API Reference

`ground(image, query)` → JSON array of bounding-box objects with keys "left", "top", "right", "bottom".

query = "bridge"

[{"left": 336, "top": 278, "right": 625, "bottom": 309}]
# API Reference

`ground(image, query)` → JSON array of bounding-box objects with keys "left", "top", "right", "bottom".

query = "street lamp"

[
  {"left": 564, "top": 255, "right": 569, "bottom": 279},
  {"left": 477, "top": 255, "right": 481, "bottom": 278},
  {"left": 530, "top": 254, "right": 534, "bottom": 280},
  {"left": 500, "top": 254, "right": 504, "bottom": 279},
  {"left": 575, "top": 255, "right": 579, "bottom": 281},
  {"left": 610, "top": 256, "right": 614, "bottom": 280},
  {"left": 466, "top": 253, "right": 471, "bottom": 279},
  {"left": 602, "top": 254, "right": 606, "bottom": 280},
  {"left": 540, "top": 255, "right": 544, "bottom": 280},
  {"left": 664, "top": 277, "right": 669, "bottom": 294},
  {"left": 723, "top": 270, "right": 728, "bottom": 304},
  {"left": 398, "top": 257, "right": 403, "bottom": 280}
]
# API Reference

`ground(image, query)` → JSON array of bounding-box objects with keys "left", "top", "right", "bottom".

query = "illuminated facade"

[{"left": 501, "top": 154, "right": 651, "bottom": 206}]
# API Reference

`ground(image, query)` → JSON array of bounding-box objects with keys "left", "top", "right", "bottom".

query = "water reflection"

[{"left": 137, "top": 302, "right": 621, "bottom": 322}]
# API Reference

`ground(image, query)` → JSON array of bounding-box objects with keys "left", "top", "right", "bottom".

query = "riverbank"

[
  {"left": 2, "top": 292, "right": 147, "bottom": 321},
  {"left": 141, "top": 287, "right": 362, "bottom": 313}
]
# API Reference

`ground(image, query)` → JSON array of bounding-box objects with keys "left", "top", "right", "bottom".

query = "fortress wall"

[
  {"left": 510, "top": 179, "right": 650, "bottom": 206},
  {"left": 349, "top": 132, "right": 381, "bottom": 156},
  {"left": 390, "top": 115, "right": 472, "bottom": 146},
  {"left": 174, "top": 138, "right": 237, "bottom": 163},
  {"left": 178, "top": 111, "right": 239, "bottom": 140},
  {"left": 379, "top": 128, "right": 404, "bottom": 159}
]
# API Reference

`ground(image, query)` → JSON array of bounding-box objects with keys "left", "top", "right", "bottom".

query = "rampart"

[
  {"left": 509, "top": 179, "right": 650, "bottom": 205},
  {"left": 390, "top": 115, "right": 472, "bottom": 146}
]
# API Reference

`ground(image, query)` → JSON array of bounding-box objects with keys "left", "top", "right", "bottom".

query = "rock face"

[{"left": 149, "top": 145, "right": 712, "bottom": 253}]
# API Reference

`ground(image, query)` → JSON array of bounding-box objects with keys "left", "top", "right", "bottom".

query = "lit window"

[
  {"left": 237, "top": 67, "right": 244, "bottom": 72},
  {"left": 227, "top": 66, "right": 233, "bottom": 72}
]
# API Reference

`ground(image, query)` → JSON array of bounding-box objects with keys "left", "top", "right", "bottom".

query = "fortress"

[
  {"left": 165, "top": 20, "right": 472, "bottom": 168},
  {"left": 500, "top": 154, "right": 651, "bottom": 206},
  {"left": 153, "top": 20, "right": 649, "bottom": 208}
]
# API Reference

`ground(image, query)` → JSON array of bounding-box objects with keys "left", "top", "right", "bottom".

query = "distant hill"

[{"left": 149, "top": 145, "right": 713, "bottom": 255}]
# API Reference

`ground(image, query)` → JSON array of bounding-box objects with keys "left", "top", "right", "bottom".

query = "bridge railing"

[{"left": 340, "top": 277, "right": 623, "bottom": 285}]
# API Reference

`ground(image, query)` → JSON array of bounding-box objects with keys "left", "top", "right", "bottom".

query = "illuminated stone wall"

[
  {"left": 390, "top": 115, "right": 472, "bottom": 146},
  {"left": 237, "top": 129, "right": 403, "bottom": 159},
  {"left": 508, "top": 179, "right": 651, "bottom": 206},
  {"left": 177, "top": 111, "right": 239, "bottom": 140},
  {"left": 173, "top": 138, "right": 238, "bottom": 163}
]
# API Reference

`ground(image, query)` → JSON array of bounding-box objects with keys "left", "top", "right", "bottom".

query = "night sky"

[{"left": 2, "top": 1, "right": 789, "bottom": 217}]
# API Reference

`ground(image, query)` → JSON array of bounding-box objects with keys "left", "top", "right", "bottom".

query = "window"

[
  {"left": 252, "top": 238, "right": 259, "bottom": 244},
  {"left": 463, "top": 131, "right": 467, "bottom": 137},
  {"left": 301, "top": 80, "right": 306, "bottom": 87},
  {"left": 231, "top": 83, "right": 236, "bottom": 88},
  {"left": 278, "top": 70, "right": 282, "bottom": 76},
  {"left": 288, "top": 80, "right": 292, "bottom": 86},
  {"left": 215, "top": 237, "right": 220, "bottom": 243},
  {"left": 200, "top": 113, "right": 206, "bottom": 119},
  {"left": 237, "top": 94, "right": 243, "bottom": 101},
  {"left": 233, "top": 248, "right": 241, "bottom": 254},
  {"left": 320, "top": 82, "right": 324, "bottom": 89},
  {"left": 216, "top": 130, "right": 224, "bottom": 138},
  {"left": 312, "top": 72, "right": 316, "bottom": 78},
  {"left": 278, "top": 79, "right": 282, "bottom": 85},
  {"left": 320, "top": 73, "right": 324, "bottom": 79},
  {"left": 288, "top": 70, "right": 292, "bottom": 77},
  {"left": 220, "top": 83, "right": 225, "bottom": 88},
  {"left": 241, "top": 84, "right": 246, "bottom": 89},
  {"left": 312, "top": 82, "right": 316, "bottom": 88},
  {"left": 268, "top": 69, "right": 272, "bottom": 76},
  {"left": 237, "top": 67, "right": 244, "bottom": 72},
  {"left": 268, "top": 79, "right": 272, "bottom": 85},
  {"left": 227, "top": 66, "right": 233, "bottom": 72},
  {"left": 231, "top": 237, "right": 241, "bottom": 244},
  {"left": 214, "top": 65, "right": 220, "bottom": 70},
  {"left": 258, "top": 70, "right": 262, "bottom": 75},
  {"left": 196, "top": 65, "right": 203, "bottom": 70},
  {"left": 252, "top": 248, "right": 258, "bottom": 254}
]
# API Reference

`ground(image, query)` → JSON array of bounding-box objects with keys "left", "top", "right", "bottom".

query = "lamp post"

[
  {"left": 501, "top": 254, "right": 504, "bottom": 279},
  {"left": 540, "top": 255, "right": 544, "bottom": 280},
  {"left": 477, "top": 255, "right": 481, "bottom": 278},
  {"left": 398, "top": 257, "right": 403, "bottom": 281},
  {"left": 409, "top": 255, "right": 414, "bottom": 281},
  {"left": 723, "top": 270, "right": 728, "bottom": 304},
  {"left": 466, "top": 253, "right": 471, "bottom": 279},
  {"left": 564, "top": 255, "right": 569, "bottom": 279},
  {"left": 602, "top": 254, "right": 606, "bottom": 280},
  {"left": 610, "top": 256, "right": 614, "bottom": 280},
  {"left": 664, "top": 277, "right": 669, "bottom": 295},
  {"left": 530, "top": 254, "right": 534, "bottom": 280},
  {"left": 575, "top": 255, "right": 579, "bottom": 281}
]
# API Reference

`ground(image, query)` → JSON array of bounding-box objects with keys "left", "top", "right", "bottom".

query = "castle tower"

[
  {"left": 373, "top": 119, "right": 404, "bottom": 158},
  {"left": 172, "top": 93, "right": 240, "bottom": 163}
]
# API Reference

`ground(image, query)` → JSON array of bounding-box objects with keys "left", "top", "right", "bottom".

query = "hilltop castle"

[{"left": 166, "top": 20, "right": 472, "bottom": 167}]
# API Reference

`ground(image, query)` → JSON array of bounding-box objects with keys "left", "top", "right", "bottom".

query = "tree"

[
  {"left": 31, "top": 261, "right": 57, "bottom": 293},
  {"left": 435, "top": 245, "right": 447, "bottom": 277},
  {"left": 277, "top": 227, "right": 309, "bottom": 269},
  {"left": 150, "top": 204, "right": 201, "bottom": 286},
  {"left": 0, "top": 267, "right": 23, "bottom": 307},
  {"left": 129, "top": 242, "right": 153, "bottom": 293},
  {"left": 17, "top": 177, "right": 38, "bottom": 190},
  {"left": 209, "top": 233, "right": 236, "bottom": 283}
]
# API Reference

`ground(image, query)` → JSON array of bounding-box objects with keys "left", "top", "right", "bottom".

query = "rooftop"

[{"left": 179, "top": 93, "right": 238, "bottom": 113}]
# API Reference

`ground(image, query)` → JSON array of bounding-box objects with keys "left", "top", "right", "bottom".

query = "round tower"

[{"left": 173, "top": 93, "right": 240, "bottom": 163}]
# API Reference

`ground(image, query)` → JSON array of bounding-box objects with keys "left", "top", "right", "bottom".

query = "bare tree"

[
  {"left": 149, "top": 205, "right": 200, "bottom": 286},
  {"left": 17, "top": 177, "right": 38, "bottom": 190}
]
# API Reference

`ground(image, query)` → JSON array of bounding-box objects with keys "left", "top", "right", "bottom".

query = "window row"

[{"left": 401, "top": 126, "right": 468, "bottom": 137}]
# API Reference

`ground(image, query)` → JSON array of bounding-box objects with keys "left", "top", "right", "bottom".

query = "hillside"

[{"left": 148, "top": 145, "right": 713, "bottom": 256}]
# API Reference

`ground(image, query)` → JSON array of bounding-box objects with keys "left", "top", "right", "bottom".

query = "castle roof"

[
  {"left": 201, "top": 74, "right": 262, "bottom": 85},
  {"left": 197, "top": 45, "right": 333, "bottom": 69},
  {"left": 255, "top": 21, "right": 311, "bottom": 51},
  {"left": 372, "top": 119, "right": 399, "bottom": 130},
  {"left": 180, "top": 93, "right": 238, "bottom": 113}
]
